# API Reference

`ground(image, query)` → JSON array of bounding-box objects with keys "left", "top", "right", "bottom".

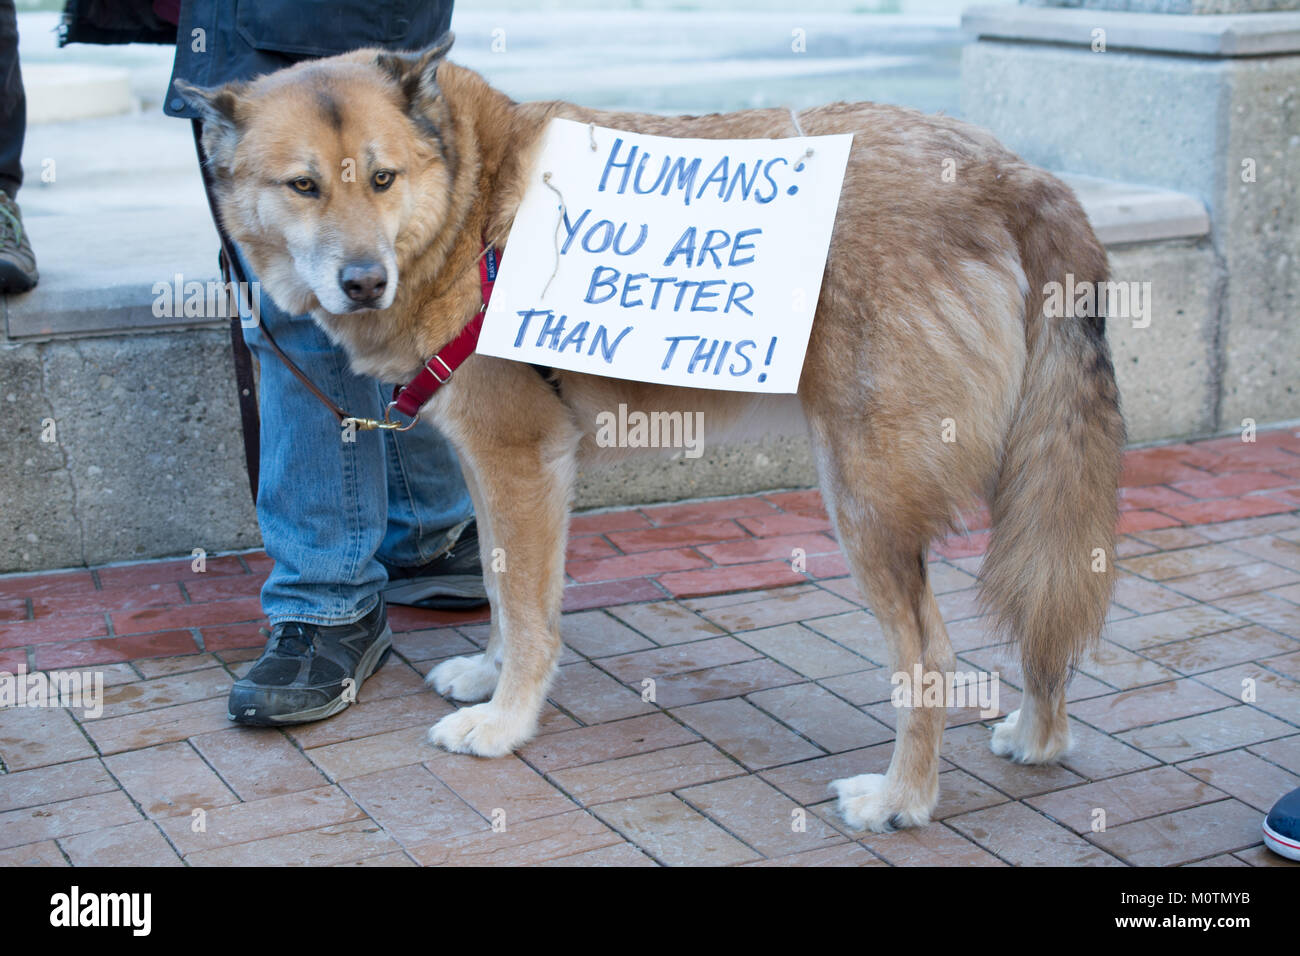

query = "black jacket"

[
  {"left": 58, "top": 0, "right": 178, "bottom": 47},
  {"left": 60, "top": 0, "right": 453, "bottom": 118}
]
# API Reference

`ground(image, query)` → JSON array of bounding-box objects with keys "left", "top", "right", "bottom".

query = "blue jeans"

[{"left": 235, "top": 249, "right": 473, "bottom": 627}]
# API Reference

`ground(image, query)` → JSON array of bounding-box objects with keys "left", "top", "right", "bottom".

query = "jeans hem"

[
  {"left": 378, "top": 516, "right": 473, "bottom": 571},
  {"left": 263, "top": 593, "right": 380, "bottom": 630}
]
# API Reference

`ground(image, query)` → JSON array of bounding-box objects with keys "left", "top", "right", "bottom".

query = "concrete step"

[
  {"left": 962, "top": 5, "right": 1300, "bottom": 56},
  {"left": 1057, "top": 174, "right": 1209, "bottom": 246},
  {"left": 24, "top": 63, "right": 133, "bottom": 124}
]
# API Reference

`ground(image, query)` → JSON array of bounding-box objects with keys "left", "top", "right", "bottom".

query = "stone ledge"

[
  {"left": 1058, "top": 173, "right": 1210, "bottom": 244},
  {"left": 2, "top": 174, "right": 1209, "bottom": 339},
  {"left": 24, "top": 64, "right": 134, "bottom": 125},
  {"left": 962, "top": 5, "right": 1300, "bottom": 55},
  {"left": 4, "top": 200, "right": 224, "bottom": 341}
]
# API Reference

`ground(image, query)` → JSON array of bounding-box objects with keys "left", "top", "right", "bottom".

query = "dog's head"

[{"left": 178, "top": 34, "right": 457, "bottom": 317}]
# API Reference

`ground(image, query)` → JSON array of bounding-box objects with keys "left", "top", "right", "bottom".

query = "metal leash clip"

[{"left": 341, "top": 400, "right": 421, "bottom": 433}]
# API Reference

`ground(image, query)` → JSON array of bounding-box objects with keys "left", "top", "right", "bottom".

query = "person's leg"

[
  {"left": 235, "top": 247, "right": 396, "bottom": 627},
  {"left": 377, "top": 379, "right": 474, "bottom": 567},
  {"left": 0, "top": 0, "right": 24, "bottom": 200},
  {"left": 234, "top": 245, "right": 483, "bottom": 625},
  {"left": 0, "top": 0, "right": 37, "bottom": 295},
  {"left": 375, "top": 389, "right": 486, "bottom": 608},
  {"left": 225, "top": 247, "right": 486, "bottom": 722},
  {"left": 223, "top": 250, "right": 404, "bottom": 724}
]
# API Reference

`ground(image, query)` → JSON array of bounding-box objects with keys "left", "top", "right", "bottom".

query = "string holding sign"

[
  {"left": 541, "top": 171, "right": 567, "bottom": 300},
  {"left": 788, "top": 107, "right": 812, "bottom": 149},
  {"left": 542, "top": 123, "right": 605, "bottom": 299},
  {"left": 787, "top": 107, "right": 817, "bottom": 190}
]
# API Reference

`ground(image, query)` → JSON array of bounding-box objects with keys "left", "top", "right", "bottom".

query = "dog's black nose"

[{"left": 339, "top": 262, "right": 388, "bottom": 304}]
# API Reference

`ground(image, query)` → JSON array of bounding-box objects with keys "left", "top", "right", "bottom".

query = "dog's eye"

[
  {"left": 372, "top": 170, "right": 396, "bottom": 191},
  {"left": 289, "top": 177, "right": 318, "bottom": 196}
]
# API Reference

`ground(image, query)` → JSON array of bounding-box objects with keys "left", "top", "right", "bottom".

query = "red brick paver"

[{"left": 0, "top": 427, "right": 1298, "bottom": 865}]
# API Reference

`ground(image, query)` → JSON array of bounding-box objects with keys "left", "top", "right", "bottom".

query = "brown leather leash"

[{"left": 194, "top": 121, "right": 264, "bottom": 503}]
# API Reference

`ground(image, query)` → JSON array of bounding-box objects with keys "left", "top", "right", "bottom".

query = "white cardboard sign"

[{"left": 478, "top": 118, "right": 852, "bottom": 393}]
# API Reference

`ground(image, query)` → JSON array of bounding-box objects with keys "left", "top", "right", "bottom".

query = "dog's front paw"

[
  {"left": 427, "top": 703, "right": 533, "bottom": 758},
  {"left": 426, "top": 654, "right": 499, "bottom": 703},
  {"left": 990, "top": 708, "right": 1070, "bottom": 764},
  {"left": 830, "top": 773, "right": 935, "bottom": 833}
]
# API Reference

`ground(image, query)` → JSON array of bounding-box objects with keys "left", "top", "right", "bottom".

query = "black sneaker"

[
  {"left": 0, "top": 192, "right": 38, "bottom": 294},
  {"left": 228, "top": 598, "right": 393, "bottom": 726},
  {"left": 1263, "top": 786, "right": 1300, "bottom": 861},
  {"left": 382, "top": 519, "right": 488, "bottom": 610}
]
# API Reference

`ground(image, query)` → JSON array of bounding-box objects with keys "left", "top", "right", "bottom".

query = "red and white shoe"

[{"left": 1263, "top": 787, "right": 1300, "bottom": 862}]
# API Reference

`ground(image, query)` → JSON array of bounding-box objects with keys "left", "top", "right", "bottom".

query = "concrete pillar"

[{"left": 961, "top": 0, "right": 1300, "bottom": 432}]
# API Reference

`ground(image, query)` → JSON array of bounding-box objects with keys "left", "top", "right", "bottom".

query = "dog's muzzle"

[{"left": 339, "top": 260, "right": 388, "bottom": 307}]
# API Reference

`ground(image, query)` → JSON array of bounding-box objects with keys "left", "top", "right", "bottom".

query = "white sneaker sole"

[{"left": 1262, "top": 818, "right": 1300, "bottom": 861}]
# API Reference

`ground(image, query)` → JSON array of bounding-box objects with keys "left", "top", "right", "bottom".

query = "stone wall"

[{"left": 963, "top": 3, "right": 1300, "bottom": 433}]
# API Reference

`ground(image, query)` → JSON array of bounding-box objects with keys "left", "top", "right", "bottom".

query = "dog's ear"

[
  {"left": 376, "top": 31, "right": 455, "bottom": 104},
  {"left": 174, "top": 78, "right": 249, "bottom": 166}
]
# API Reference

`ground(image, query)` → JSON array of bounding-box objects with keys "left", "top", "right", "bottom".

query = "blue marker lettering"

[
  {"left": 590, "top": 324, "right": 633, "bottom": 363},
  {"left": 559, "top": 208, "right": 590, "bottom": 255},
  {"left": 661, "top": 335, "right": 697, "bottom": 370},
  {"left": 621, "top": 273, "right": 647, "bottom": 308},
  {"left": 729, "top": 228, "right": 761, "bottom": 267},
  {"left": 585, "top": 266, "right": 619, "bottom": 304},
  {"left": 599, "top": 139, "right": 636, "bottom": 194},
  {"left": 755, "top": 157, "right": 788, "bottom": 204},
  {"left": 535, "top": 312, "right": 567, "bottom": 350},
  {"left": 729, "top": 339, "right": 756, "bottom": 376},
  {"left": 692, "top": 280, "right": 726, "bottom": 312},
  {"left": 688, "top": 338, "right": 719, "bottom": 374},
  {"left": 513, "top": 309, "right": 550, "bottom": 348},
  {"left": 559, "top": 321, "right": 589, "bottom": 354},
  {"left": 724, "top": 282, "right": 755, "bottom": 315}
]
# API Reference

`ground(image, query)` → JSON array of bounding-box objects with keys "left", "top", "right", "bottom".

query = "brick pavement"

[{"left": 1, "top": 428, "right": 1298, "bottom": 865}]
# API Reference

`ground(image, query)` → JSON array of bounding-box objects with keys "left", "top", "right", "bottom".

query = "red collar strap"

[{"left": 390, "top": 245, "right": 499, "bottom": 419}]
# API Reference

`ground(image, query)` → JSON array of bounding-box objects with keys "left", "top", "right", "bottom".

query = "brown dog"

[{"left": 180, "top": 33, "right": 1124, "bottom": 831}]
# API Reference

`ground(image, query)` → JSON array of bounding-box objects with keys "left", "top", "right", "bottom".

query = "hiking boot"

[
  {"left": 0, "top": 192, "right": 38, "bottom": 294},
  {"left": 228, "top": 598, "right": 393, "bottom": 726},
  {"left": 382, "top": 519, "right": 489, "bottom": 610},
  {"left": 1263, "top": 786, "right": 1300, "bottom": 861}
]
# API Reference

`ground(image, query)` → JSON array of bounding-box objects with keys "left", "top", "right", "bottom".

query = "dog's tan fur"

[{"left": 182, "top": 36, "right": 1125, "bottom": 831}]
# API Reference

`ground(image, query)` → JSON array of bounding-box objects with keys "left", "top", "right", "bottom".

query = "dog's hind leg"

[
  {"left": 830, "top": 554, "right": 953, "bottom": 831},
  {"left": 809, "top": 419, "right": 956, "bottom": 832}
]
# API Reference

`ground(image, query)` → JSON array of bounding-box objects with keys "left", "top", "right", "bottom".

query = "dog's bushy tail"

[{"left": 980, "top": 173, "right": 1126, "bottom": 694}]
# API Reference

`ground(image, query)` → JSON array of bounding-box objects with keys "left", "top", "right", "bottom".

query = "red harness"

[{"left": 388, "top": 246, "right": 499, "bottom": 420}]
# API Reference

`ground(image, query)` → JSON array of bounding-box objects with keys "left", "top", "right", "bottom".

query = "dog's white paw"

[
  {"left": 830, "top": 773, "right": 934, "bottom": 833},
  {"left": 427, "top": 703, "right": 532, "bottom": 758},
  {"left": 426, "top": 654, "right": 499, "bottom": 703},
  {"left": 990, "top": 708, "right": 1070, "bottom": 764}
]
